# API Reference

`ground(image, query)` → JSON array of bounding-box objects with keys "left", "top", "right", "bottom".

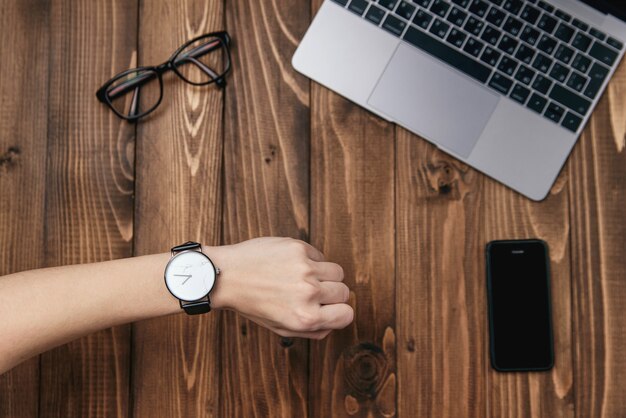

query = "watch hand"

[{"left": 174, "top": 274, "right": 192, "bottom": 284}]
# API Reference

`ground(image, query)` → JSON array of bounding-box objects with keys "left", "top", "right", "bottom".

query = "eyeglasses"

[{"left": 96, "top": 31, "right": 231, "bottom": 122}]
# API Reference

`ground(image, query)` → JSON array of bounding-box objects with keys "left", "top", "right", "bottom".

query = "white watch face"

[{"left": 164, "top": 251, "right": 216, "bottom": 302}]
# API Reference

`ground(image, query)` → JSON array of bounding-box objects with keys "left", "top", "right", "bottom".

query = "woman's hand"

[{"left": 209, "top": 237, "right": 353, "bottom": 340}]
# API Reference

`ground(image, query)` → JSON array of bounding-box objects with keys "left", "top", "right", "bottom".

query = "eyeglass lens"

[{"left": 173, "top": 36, "right": 228, "bottom": 85}]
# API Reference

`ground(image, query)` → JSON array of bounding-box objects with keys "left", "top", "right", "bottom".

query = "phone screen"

[{"left": 486, "top": 240, "right": 554, "bottom": 371}]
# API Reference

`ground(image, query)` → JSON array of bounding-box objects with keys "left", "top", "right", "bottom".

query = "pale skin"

[{"left": 0, "top": 237, "right": 353, "bottom": 375}]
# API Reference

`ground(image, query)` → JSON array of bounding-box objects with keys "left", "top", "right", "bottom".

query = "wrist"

[{"left": 202, "top": 245, "right": 236, "bottom": 311}]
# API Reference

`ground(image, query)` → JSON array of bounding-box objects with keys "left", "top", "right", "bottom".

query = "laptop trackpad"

[{"left": 368, "top": 43, "right": 499, "bottom": 158}]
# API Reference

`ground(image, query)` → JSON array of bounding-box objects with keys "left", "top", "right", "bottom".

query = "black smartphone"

[{"left": 486, "top": 239, "right": 554, "bottom": 372}]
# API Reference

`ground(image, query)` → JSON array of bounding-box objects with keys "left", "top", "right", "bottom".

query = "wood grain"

[
  {"left": 0, "top": 0, "right": 49, "bottom": 417},
  {"left": 395, "top": 132, "right": 487, "bottom": 418},
  {"left": 1, "top": 0, "right": 626, "bottom": 416},
  {"left": 482, "top": 163, "right": 574, "bottom": 417},
  {"left": 568, "top": 59, "right": 626, "bottom": 418},
  {"left": 309, "top": 87, "right": 396, "bottom": 418},
  {"left": 220, "top": 0, "right": 311, "bottom": 416},
  {"left": 131, "top": 1, "right": 225, "bottom": 417},
  {"left": 38, "top": 1, "right": 137, "bottom": 417}
]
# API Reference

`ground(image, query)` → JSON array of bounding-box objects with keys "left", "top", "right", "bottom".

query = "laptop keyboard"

[{"left": 332, "top": 0, "right": 624, "bottom": 133}]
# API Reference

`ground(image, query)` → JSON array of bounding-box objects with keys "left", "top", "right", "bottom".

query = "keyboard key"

[
  {"left": 503, "top": 0, "right": 523, "bottom": 15},
  {"left": 589, "top": 41, "right": 618, "bottom": 66},
  {"left": 497, "top": 35, "right": 518, "bottom": 55},
  {"left": 396, "top": 1, "right": 416, "bottom": 19},
  {"left": 515, "top": 64, "right": 535, "bottom": 85},
  {"left": 572, "top": 53, "right": 591, "bottom": 73},
  {"left": 572, "top": 18, "right": 588, "bottom": 32},
  {"left": 561, "top": 111, "right": 583, "bottom": 132},
  {"left": 607, "top": 37, "right": 624, "bottom": 51},
  {"left": 537, "top": 1, "right": 554, "bottom": 13},
  {"left": 481, "top": 25, "right": 502, "bottom": 45},
  {"left": 554, "top": 44, "right": 574, "bottom": 64},
  {"left": 520, "top": 26, "right": 540, "bottom": 45},
  {"left": 378, "top": 0, "right": 398, "bottom": 10},
  {"left": 497, "top": 56, "right": 519, "bottom": 76},
  {"left": 554, "top": 23, "right": 574, "bottom": 43},
  {"left": 463, "top": 36, "right": 485, "bottom": 56},
  {"left": 555, "top": 9, "right": 571, "bottom": 22},
  {"left": 447, "top": 7, "right": 468, "bottom": 26},
  {"left": 550, "top": 84, "right": 591, "bottom": 115},
  {"left": 537, "top": 14, "right": 557, "bottom": 34},
  {"left": 488, "top": 0, "right": 504, "bottom": 6},
  {"left": 549, "top": 62, "right": 569, "bottom": 83},
  {"left": 572, "top": 33, "right": 592, "bottom": 52},
  {"left": 589, "top": 28, "right": 606, "bottom": 41},
  {"left": 566, "top": 71, "right": 588, "bottom": 92},
  {"left": 510, "top": 83, "right": 530, "bottom": 104},
  {"left": 413, "top": 9, "right": 434, "bottom": 29},
  {"left": 348, "top": 0, "right": 369, "bottom": 15},
  {"left": 415, "top": 0, "right": 432, "bottom": 6},
  {"left": 429, "top": 18, "right": 450, "bottom": 38},
  {"left": 532, "top": 74, "right": 552, "bottom": 94},
  {"left": 527, "top": 93, "right": 548, "bottom": 113},
  {"left": 430, "top": 0, "right": 451, "bottom": 17},
  {"left": 469, "top": 0, "right": 490, "bottom": 17},
  {"left": 382, "top": 14, "right": 407, "bottom": 36},
  {"left": 403, "top": 26, "right": 493, "bottom": 82},
  {"left": 464, "top": 16, "right": 484, "bottom": 35},
  {"left": 481, "top": 46, "right": 501, "bottom": 66},
  {"left": 447, "top": 27, "right": 468, "bottom": 48},
  {"left": 532, "top": 52, "right": 552, "bottom": 73},
  {"left": 520, "top": 4, "right": 540, "bottom": 24},
  {"left": 452, "top": 0, "right": 470, "bottom": 7},
  {"left": 489, "top": 72, "right": 514, "bottom": 94},
  {"left": 365, "top": 4, "right": 386, "bottom": 24},
  {"left": 486, "top": 7, "right": 506, "bottom": 27},
  {"left": 544, "top": 102, "right": 565, "bottom": 122},
  {"left": 515, "top": 44, "right": 535, "bottom": 64},
  {"left": 502, "top": 16, "right": 523, "bottom": 36},
  {"left": 537, "top": 34, "right": 557, "bottom": 55},
  {"left": 583, "top": 62, "right": 609, "bottom": 99},
  {"left": 331, "top": 0, "right": 349, "bottom": 6}
]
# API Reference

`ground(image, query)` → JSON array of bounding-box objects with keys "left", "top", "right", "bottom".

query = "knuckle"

[
  {"left": 297, "top": 261, "right": 315, "bottom": 279},
  {"left": 293, "top": 309, "right": 319, "bottom": 331}
]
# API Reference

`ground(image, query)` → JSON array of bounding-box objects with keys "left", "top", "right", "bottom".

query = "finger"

[
  {"left": 319, "top": 281, "right": 350, "bottom": 304},
  {"left": 274, "top": 328, "right": 332, "bottom": 340},
  {"left": 299, "top": 241, "right": 325, "bottom": 262},
  {"left": 318, "top": 303, "right": 354, "bottom": 329},
  {"left": 314, "top": 262, "right": 344, "bottom": 282}
]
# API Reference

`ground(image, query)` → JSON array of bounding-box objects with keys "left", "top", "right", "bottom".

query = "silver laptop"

[{"left": 293, "top": 0, "right": 626, "bottom": 200}]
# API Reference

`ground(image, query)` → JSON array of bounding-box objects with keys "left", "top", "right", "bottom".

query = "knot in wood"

[
  {"left": 343, "top": 343, "right": 389, "bottom": 400},
  {"left": 0, "top": 146, "right": 20, "bottom": 170}
]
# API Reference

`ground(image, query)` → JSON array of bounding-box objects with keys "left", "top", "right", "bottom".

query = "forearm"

[
  {"left": 0, "top": 246, "right": 228, "bottom": 374},
  {"left": 0, "top": 237, "right": 353, "bottom": 375}
]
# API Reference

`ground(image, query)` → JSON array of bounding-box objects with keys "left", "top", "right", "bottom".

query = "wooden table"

[{"left": 1, "top": 0, "right": 625, "bottom": 417}]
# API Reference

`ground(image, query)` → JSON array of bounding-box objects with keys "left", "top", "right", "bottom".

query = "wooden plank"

[
  {"left": 482, "top": 174, "right": 574, "bottom": 417},
  {"left": 309, "top": 89, "right": 395, "bottom": 418},
  {"left": 395, "top": 133, "right": 487, "bottom": 417},
  {"left": 130, "top": 1, "right": 225, "bottom": 417},
  {"left": 0, "top": 0, "right": 49, "bottom": 416},
  {"left": 568, "top": 60, "right": 626, "bottom": 418},
  {"left": 220, "top": 0, "right": 311, "bottom": 416},
  {"left": 38, "top": 1, "right": 137, "bottom": 417}
]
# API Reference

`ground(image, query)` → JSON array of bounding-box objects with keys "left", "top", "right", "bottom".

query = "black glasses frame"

[{"left": 96, "top": 31, "right": 231, "bottom": 122}]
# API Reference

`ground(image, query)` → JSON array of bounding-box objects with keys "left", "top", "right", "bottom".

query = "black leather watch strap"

[
  {"left": 171, "top": 241, "right": 201, "bottom": 253},
  {"left": 181, "top": 299, "right": 211, "bottom": 315}
]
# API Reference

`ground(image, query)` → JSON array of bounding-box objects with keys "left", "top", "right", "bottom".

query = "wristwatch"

[{"left": 164, "top": 241, "right": 220, "bottom": 315}]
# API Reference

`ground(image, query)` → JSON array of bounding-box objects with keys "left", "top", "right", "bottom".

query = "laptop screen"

[{"left": 581, "top": 0, "right": 626, "bottom": 22}]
